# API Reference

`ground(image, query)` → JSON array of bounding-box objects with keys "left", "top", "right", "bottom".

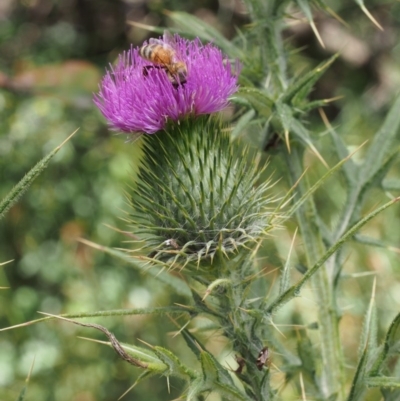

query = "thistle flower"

[{"left": 94, "top": 33, "right": 239, "bottom": 134}]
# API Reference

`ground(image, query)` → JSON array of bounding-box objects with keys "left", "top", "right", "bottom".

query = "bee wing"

[
  {"left": 148, "top": 38, "right": 164, "bottom": 45},
  {"left": 163, "top": 30, "right": 177, "bottom": 47},
  {"left": 149, "top": 34, "right": 177, "bottom": 56},
  {"left": 162, "top": 30, "right": 184, "bottom": 62}
]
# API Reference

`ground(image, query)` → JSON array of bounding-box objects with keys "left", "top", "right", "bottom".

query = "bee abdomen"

[{"left": 139, "top": 45, "right": 153, "bottom": 60}]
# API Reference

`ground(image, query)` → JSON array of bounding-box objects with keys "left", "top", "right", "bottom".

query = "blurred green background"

[{"left": 1, "top": 0, "right": 400, "bottom": 400}]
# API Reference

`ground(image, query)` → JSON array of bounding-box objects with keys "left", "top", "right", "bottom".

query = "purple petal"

[{"left": 94, "top": 35, "right": 240, "bottom": 135}]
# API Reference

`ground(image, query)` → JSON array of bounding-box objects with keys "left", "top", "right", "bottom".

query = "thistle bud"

[{"left": 128, "top": 116, "right": 275, "bottom": 274}]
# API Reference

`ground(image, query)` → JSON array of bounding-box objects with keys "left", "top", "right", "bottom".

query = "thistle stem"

[{"left": 284, "top": 147, "right": 345, "bottom": 400}]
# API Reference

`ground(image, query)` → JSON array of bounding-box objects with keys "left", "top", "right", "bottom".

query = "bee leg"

[{"left": 142, "top": 65, "right": 163, "bottom": 77}]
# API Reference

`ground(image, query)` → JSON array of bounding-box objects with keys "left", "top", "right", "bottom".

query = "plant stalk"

[{"left": 284, "top": 147, "right": 345, "bottom": 400}]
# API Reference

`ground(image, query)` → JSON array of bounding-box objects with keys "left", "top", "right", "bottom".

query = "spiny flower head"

[
  {"left": 127, "top": 117, "right": 276, "bottom": 271},
  {"left": 94, "top": 32, "right": 240, "bottom": 134}
]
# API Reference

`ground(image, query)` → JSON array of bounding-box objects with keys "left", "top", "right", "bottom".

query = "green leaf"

[
  {"left": 369, "top": 312, "right": 400, "bottom": 376},
  {"left": 295, "top": 0, "right": 326, "bottom": 48},
  {"left": 328, "top": 125, "right": 358, "bottom": 186},
  {"left": 78, "top": 239, "right": 191, "bottom": 297},
  {"left": 274, "top": 101, "right": 295, "bottom": 133},
  {"left": 281, "top": 55, "right": 337, "bottom": 105},
  {"left": 180, "top": 328, "right": 204, "bottom": 359},
  {"left": 279, "top": 229, "right": 297, "bottom": 295},
  {"left": 301, "top": 98, "right": 335, "bottom": 113},
  {"left": 200, "top": 350, "right": 223, "bottom": 384},
  {"left": 361, "top": 95, "right": 400, "bottom": 186},
  {"left": 287, "top": 143, "right": 363, "bottom": 218},
  {"left": 347, "top": 344, "right": 369, "bottom": 401},
  {"left": 385, "top": 312, "right": 400, "bottom": 349},
  {"left": 0, "top": 306, "right": 197, "bottom": 334},
  {"left": 289, "top": 118, "right": 328, "bottom": 167},
  {"left": 354, "top": 234, "right": 392, "bottom": 249},
  {"left": 0, "top": 129, "right": 78, "bottom": 221},
  {"left": 358, "top": 152, "right": 398, "bottom": 209},
  {"left": 365, "top": 377, "right": 400, "bottom": 388},
  {"left": 297, "top": 333, "right": 317, "bottom": 377},
  {"left": 231, "top": 110, "right": 256, "bottom": 140},
  {"left": 380, "top": 388, "right": 400, "bottom": 401},
  {"left": 153, "top": 346, "right": 197, "bottom": 379},
  {"left": 359, "top": 281, "right": 378, "bottom": 359},
  {"left": 118, "top": 343, "right": 168, "bottom": 372},
  {"left": 186, "top": 350, "right": 252, "bottom": 401},
  {"left": 165, "top": 11, "right": 244, "bottom": 58},
  {"left": 64, "top": 306, "right": 194, "bottom": 318},
  {"left": 353, "top": 0, "right": 383, "bottom": 31},
  {"left": 235, "top": 87, "right": 274, "bottom": 116},
  {"left": 267, "top": 197, "right": 400, "bottom": 314},
  {"left": 200, "top": 352, "right": 252, "bottom": 401},
  {"left": 334, "top": 246, "right": 377, "bottom": 400},
  {"left": 382, "top": 178, "right": 400, "bottom": 191}
]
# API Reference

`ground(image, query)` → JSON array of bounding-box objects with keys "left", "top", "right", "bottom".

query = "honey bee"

[{"left": 139, "top": 32, "right": 187, "bottom": 88}]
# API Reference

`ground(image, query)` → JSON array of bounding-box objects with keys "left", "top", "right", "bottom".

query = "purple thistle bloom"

[{"left": 94, "top": 33, "right": 240, "bottom": 134}]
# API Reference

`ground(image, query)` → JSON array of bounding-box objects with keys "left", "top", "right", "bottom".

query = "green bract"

[{"left": 127, "top": 116, "right": 276, "bottom": 269}]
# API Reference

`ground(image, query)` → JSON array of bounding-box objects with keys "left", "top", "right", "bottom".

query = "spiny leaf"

[
  {"left": 326, "top": 119, "right": 358, "bottom": 186},
  {"left": 289, "top": 118, "right": 328, "bottom": 167},
  {"left": 354, "top": 0, "right": 383, "bottom": 30},
  {"left": 185, "top": 350, "right": 252, "bottom": 400},
  {"left": 365, "top": 377, "right": 400, "bottom": 388},
  {"left": 279, "top": 228, "right": 297, "bottom": 295},
  {"left": 267, "top": 197, "right": 400, "bottom": 314},
  {"left": 0, "top": 306, "right": 195, "bottom": 333},
  {"left": 41, "top": 313, "right": 164, "bottom": 370},
  {"left": 281, "top": 54, "right": 337, "bottom": 105},
  {"left": 347, "top": 344, "right": 369, "bottom": 401},
  {"left": 199, "top": 352, "right": 252, "bottom": 400},
  {"left": 369, "top": 312, "right": 400, "bottom": 376},
  {"left": 296, "top": 0, "right": 325, "bottom": 48},
  {"left": 78, "top": 239, "right": 191, "bottom": 297},
  {"left": 274, "top": 101, "right": 295, "bottom": 134},
  {"left": 382, "top": 178, "right": 400, "bottom": 191},
  {"left": 359, "top": 279, "right": 378, "bottom": 359},
  {"left": 153, "top": 346, "right": 197, "bottom": 379},
  {"left": 180, "top": 328, "right": 204, "bottom": 359},
  {"left": 312, "top": 0, "right": 348, "bottom": 27},
  {"left": 118, "top": 371, "right": 156, "bottom": 400},
  {"left": 297, "top": 332, "right": 317, "bottom": 378},
  {"left": 212, "top": 380, "right": 254, "bottom": 401},
  {"left": 287, "top": 141, "right": 366, "bottom": 219},
  {"left": 358, "top": 152, "right": 398, "bottom": 209},
  {"left": 65, "top": 306, "right": 194, "bottom": 318},
  {"left": 231, "top": 109, "right": 256, "bottom": 140},
  {"left": 354, "top": 234, "right": 394, "bottom": 250},
  {"left": 361, "top": 95, "right": 400, "bottom": 186},
  {"left": 200, "top": 350, "right": 234, "bottom": 386},
  {"left": 234, "top": 88, "right": 274, "bottom": 116},
  {"left": 164, "top": 11, "right": 244, "bottom": 58},
  {"left": 0, "top": 129, "right": 78, "bottom": 221}
]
